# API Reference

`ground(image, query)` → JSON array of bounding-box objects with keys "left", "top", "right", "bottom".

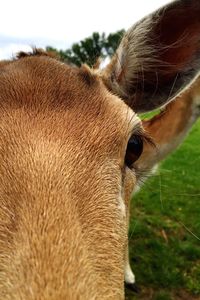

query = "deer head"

[{"left": 0, "top": 1, "right": 199, "bottom": 299}]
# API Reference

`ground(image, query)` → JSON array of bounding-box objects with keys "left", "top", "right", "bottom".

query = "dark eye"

[{"left": 125, "top": 135, "right": 143, "bottom": 167}]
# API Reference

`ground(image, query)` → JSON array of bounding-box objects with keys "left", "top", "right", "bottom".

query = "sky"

[{"left": 0, "top": 0, "right": 170, "bottom": 59}]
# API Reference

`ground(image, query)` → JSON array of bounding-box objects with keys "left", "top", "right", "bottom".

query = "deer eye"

[{"left": 125, "top": 135, "right": 143, "bottom": 167}]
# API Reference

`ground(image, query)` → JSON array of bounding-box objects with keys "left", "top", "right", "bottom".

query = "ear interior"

[{"left": 102, "top": 0, "right": 200, "bottom": 113}]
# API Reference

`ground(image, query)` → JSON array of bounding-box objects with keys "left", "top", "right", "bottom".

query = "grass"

[{"left": 126, "top": 119, "right": 200, "bottom": 300}]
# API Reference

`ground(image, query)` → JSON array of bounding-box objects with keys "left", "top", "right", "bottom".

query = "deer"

[
  {"left": 124, "top": 75, "right": 200, "bottom": 291},
  {"left": 0, "top": 0, "right": 200, "bottom": 299},
  {"left": 140, "top": 78, "right": 200, "bottom": 174}
]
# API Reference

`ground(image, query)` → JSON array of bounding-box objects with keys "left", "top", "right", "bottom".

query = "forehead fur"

[
  {"left": 0, "top": 49, "right": 139, "bottom": 156},
  {"left": 0, "top": 50, "right": 99, "bottom": 109}
]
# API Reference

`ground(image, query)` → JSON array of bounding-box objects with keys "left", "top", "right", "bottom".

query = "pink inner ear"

[
  {"left": 102, "top": 0, "right": 200, "bottom": 113},
  {"left": 155, "top": 6, "right": 200, "bottom": 77}
]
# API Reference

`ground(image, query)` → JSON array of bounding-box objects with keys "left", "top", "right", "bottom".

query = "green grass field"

[{"left": 126, "top": 119, "right": 200, "bottom": 300}]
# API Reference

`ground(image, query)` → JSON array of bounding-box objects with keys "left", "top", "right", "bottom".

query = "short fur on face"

[
  {"left": 0, "top": 52, "right": 141, "bottom": 299},
  {"left": 0, "top": 0, "right": 200, "bottom": 299}
]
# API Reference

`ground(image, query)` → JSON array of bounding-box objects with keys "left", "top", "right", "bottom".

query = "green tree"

[{"left": 46, "top": 30, "right": 124, "bottom": 67}]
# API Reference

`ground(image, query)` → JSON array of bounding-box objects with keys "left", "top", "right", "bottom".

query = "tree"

[{"left": 46, "top": 30, "right": 125, "bottom": 67}]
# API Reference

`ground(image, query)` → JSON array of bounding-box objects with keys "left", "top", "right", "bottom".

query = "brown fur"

[
  {"left": 0, "top": 53, "right": 139, "bottom": 299},
  {"left": 0, "top": 50, "right": 199, "bottom": 300},
  {"left": 124, "top": 75, "right": 200, "bottom": 287},
  {"left": 138, "top": 76, "right": 200, "bottom": 171},
  {"left": 0, "top": 1, "right": 200, "bottom": 298},
  {"left": 102, "top": 0, "right": 200, "bottom": 113}
]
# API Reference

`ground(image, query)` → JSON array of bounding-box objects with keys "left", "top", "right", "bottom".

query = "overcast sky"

[{"left": 0, "top": 0, "right": 170, "bottom": 59}]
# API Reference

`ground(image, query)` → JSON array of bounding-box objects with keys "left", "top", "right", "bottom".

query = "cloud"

[{"left": 0, "top": 0, "right": 169, "bottom": 59}]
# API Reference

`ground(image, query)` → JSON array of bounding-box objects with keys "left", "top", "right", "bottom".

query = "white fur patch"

[
  {"left": 118, "top": 195, "right": 126, "bottom": 218},
  {"left": 124, "top": 262, "right": 135, "bottom": 284}
]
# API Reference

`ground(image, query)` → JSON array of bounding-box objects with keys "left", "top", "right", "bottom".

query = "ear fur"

[{"left": 102, "top": 0, "right": 200, "bottom": 112}]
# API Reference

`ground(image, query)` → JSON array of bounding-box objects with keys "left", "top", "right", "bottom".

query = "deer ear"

[{"left": 101, "top": 0, "right": 200, "bottom": 113}]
